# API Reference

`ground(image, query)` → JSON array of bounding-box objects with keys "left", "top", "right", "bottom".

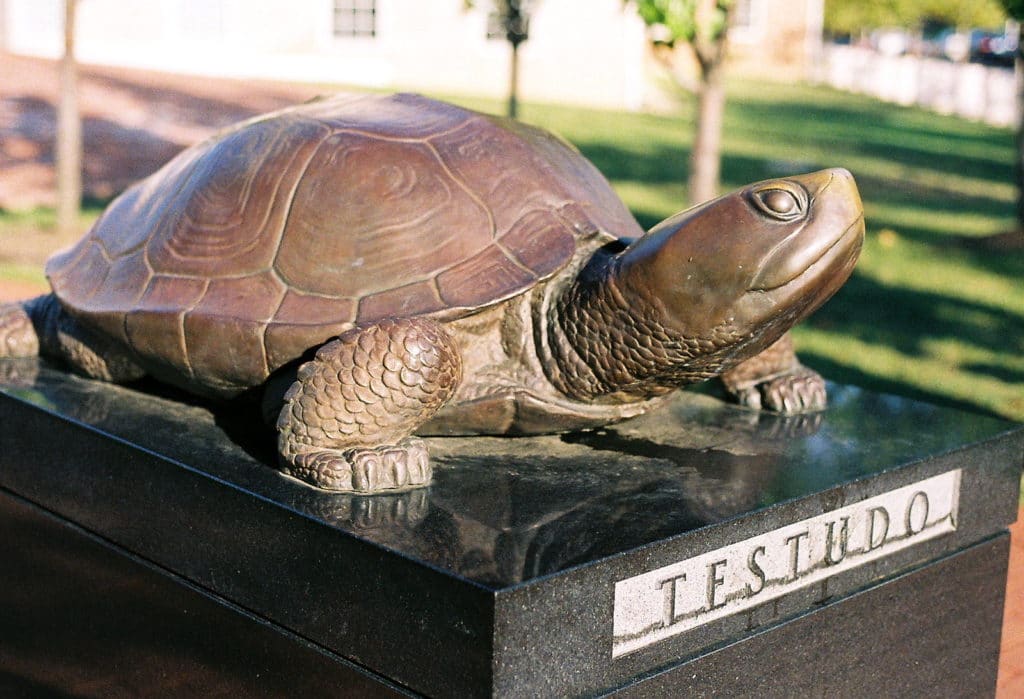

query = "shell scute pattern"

[
  {"left": 273, "top": 132, "right": 493, "bottom": 300},
  {"left": 434, "top": 244, "right": 537, "bottom": 309},
  {"left": 500, "top": 208, "right": 578, "bottom": 277},
  {"left": 124, "top": 276, "right": 208, "bottom": 379},
  {"left": 149, "top": 117, "right": 332, "bottom": 278},
  {"left": 429, "top": 117, "right": 601, "bottom": 263},
  {"left": 48, "top": 242, "right": 111, "bottom": 312},
  {"left": 47, "top": 93, "right": 630, "bottom": 394},
  {"left": 355, "top": 279, "right": 447, "bottom": 325}
]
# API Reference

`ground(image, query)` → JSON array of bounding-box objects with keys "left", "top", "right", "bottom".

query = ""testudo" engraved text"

[{"left": 612, "top": 470, "right": 961, "bottom": 657}]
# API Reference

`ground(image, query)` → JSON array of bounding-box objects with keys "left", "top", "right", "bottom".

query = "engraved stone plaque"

[
  {"left": 613, "top": 469, "right": 962, "bottom": 656},
  {"left": 3, "top": 366, "right": 1020, "bottom": 697}
]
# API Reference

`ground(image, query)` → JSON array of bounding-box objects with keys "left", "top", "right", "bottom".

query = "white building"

[{"left": 0, "top": 0, "right": 824, "bottom": 111}]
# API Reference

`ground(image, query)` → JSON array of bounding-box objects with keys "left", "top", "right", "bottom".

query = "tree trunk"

[
  {"left": 508, "top": 40, "right": 520, "bottom": 119},
  {"left": 688, "top": 59, "right": 725, "bottom": 205},
  {"left": 56, "top": 0, "right": 81, "bottom": 236}
]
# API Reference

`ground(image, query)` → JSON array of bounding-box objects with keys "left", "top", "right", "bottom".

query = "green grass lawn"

[
  {"left": 3, "top": 78, "right": 1021, "bottom": 424},
  {"left": 451, "top": 81, "right": 1023, "bottom": 423}
]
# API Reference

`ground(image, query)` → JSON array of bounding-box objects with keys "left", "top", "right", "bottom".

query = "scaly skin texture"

[
  {"left": 544, "top": 255, "right": 743, "bottom": 402},
  {"left": 544, "top": 257, "right": 827, "bottom": 412},
  {"left": 277, "top": 317, "right": 462, "bottom": 491}
]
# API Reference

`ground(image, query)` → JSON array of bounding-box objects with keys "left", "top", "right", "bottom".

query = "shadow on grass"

[
  {"left": 960, "top": 361, "right": 1024, "bottom": 385},
  {"left": 871, "top": 222, "right": 1024, "bottom": 282},
  {"left": 797, "top": 271, "right": 1023, "bottom": 417},
  {"left": 807, "top": 273, "right": 1023, "bottom": 361},
  {"left": 797, "top": 352, "right": 1005, "bottom": 419},
  {"left": 579, "top": 139, "right": 1012, "bottom": 236},
  {"left": 727, "top": 97, "right": 1013, "bottom": 188},
  {"left": 855, "top": 172, "right": 1012, "bottom": 222},
  {"left": 574, "top": 141, "right": 688, "bottom": 188}
]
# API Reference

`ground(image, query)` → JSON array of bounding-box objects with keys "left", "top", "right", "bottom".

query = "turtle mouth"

[{"left": 750, "top": 213, "right": 864, "bottom": 293}]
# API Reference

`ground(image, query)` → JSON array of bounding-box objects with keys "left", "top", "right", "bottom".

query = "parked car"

[
  {"left": 936, "top": 29, "right": 969, "bottom": 62},
  {"left": 870, "top": 28, "right": 911, "bottom": 56},
  {"left": 969, "top": 29, "right": 1016, "bottom": 67}
]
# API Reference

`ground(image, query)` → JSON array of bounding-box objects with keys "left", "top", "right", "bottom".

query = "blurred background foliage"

[{"left": 825, "top": 0, "right": 1007, "bottom": 36}]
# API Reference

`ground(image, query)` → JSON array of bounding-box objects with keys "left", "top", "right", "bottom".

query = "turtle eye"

[{"left": 751, "top": 185, "right": 806, "bottom": 221}]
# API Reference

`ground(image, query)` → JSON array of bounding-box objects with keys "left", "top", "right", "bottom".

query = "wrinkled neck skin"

[
  {"left": 536, "top": 248, "right": 749, "bottom": 404},
  {"left": 536, "top": 168, "right": 864, "bottom": 404}
]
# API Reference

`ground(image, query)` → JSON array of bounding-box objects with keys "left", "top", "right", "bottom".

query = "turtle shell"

[{"left": 47, "top": 93, "right": 642, "bottom": 396}]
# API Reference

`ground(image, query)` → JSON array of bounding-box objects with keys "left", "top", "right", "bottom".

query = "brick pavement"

[{"left": 999, "top": 508, "right": 1024, "bottom": 697}]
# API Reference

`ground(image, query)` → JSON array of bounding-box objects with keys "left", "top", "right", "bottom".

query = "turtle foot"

[
  {"left": 0, "top": 302, "right": 39, "bottom": 359},
  {"left": 0, "top": 358, "right": 40, "bottom": 386},
  {"left": 733, "top": 366, "right": 826, "bottom": 413},
  {"left": 280, "top": 437, "right": 432, "bottom": 492}
]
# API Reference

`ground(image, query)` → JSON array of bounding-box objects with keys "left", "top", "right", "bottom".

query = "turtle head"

[
  {"left": 544, "top": 168, "right": 863, "bottom": 400},
  {"left": 616, "top": 168, "right": 863, "bottom": 357}
]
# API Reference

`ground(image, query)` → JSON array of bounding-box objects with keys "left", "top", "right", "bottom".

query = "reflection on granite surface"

[{"left": 1, "top": 360, "right": 1017, "bottom": 587}]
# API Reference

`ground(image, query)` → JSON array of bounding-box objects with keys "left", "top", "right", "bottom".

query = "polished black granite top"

[{"left": 1, "top": 360, "right": 1020, "bottom": 589}]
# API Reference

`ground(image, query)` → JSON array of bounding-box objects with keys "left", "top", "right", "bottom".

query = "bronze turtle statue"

[{"left": 0, "top": 93, "right": 864, "bottom": 493}]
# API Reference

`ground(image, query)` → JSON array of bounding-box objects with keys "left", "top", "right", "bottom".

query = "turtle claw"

[
  {"left": 281, "top": 438, "right": 432, "bottom": 493},
  {"left": 732, "top": 384, "right": 764, "bottom": 411},
  {"left": 738, "top": 366, "right": 826, "bottom": 414},
  {"left": 349, "top": 438, "right": 431, "bottom": 491}
]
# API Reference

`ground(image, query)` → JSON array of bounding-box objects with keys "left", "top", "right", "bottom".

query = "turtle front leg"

[
  {"left": 276, "top": 317, "right": 462, "bottom": 493},
  {"left": 720, "top": 333, "right": 826, "bottom": 413}
]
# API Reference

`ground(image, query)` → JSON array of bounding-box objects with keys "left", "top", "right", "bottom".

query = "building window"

[
  {"left": 730, "top": 0, "right": 765, "bottom": 42},
  {"left": 486, "top": 11, "right": 505, "bottom": 40},
  {"left": 732, "top": 0, "right": 754, "bottom": 29},
  {"left": 334, "top": 0, "right": 376, "bottom": 38},
  {"left": 183, "top": 0, "right": 225, "bottom": 39}
]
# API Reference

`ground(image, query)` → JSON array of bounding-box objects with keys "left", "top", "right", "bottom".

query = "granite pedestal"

[{"left": 0, "top": 362, "right": 1021, "bottom": 697}]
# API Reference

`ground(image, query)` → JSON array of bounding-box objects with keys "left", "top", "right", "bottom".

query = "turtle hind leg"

[
  {"left": 0, "top": 296, "right": 45, "bottom": 358},
  {"left": 720, "top": 332, "right": 826, "bottom": 413},
  {"left": 0, "top": 298, "right": 44, "bottom": 384},
  {"left": 0, "top": 293, "right": 144, "bottom": 383},
  {"left": 276, "top": 317, "right": 462, "bottom": 493}
]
